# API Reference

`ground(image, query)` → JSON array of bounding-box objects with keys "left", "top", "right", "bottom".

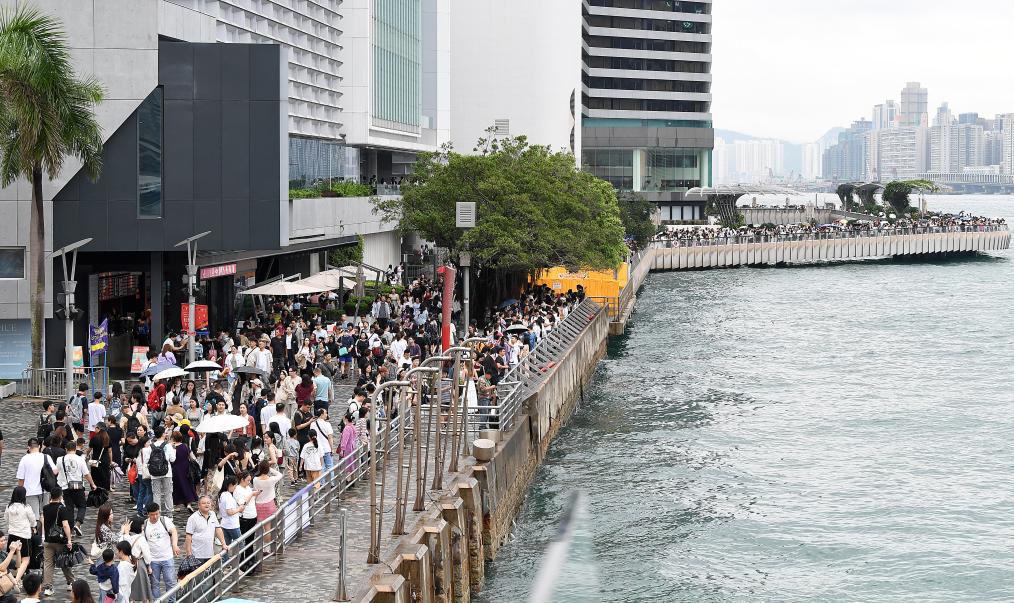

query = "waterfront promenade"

[{"left": 650, "top": 225, "right": 1010, "bottom": 270}]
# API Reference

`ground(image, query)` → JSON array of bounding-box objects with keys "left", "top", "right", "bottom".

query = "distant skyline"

[{"left": 710, "top": 0, "right": 1014, "bottom": 143}]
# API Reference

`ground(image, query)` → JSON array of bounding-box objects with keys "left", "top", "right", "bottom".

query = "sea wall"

[{"left": 357, "top": 303, "right": 609, "bottom": 602}]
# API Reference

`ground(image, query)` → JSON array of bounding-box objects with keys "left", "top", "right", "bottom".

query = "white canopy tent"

[{"left": 240, "top": 280, "right": 319, "bottom": 296}]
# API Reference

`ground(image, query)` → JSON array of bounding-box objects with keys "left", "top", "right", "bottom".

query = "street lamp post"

[
  {"left": 174, "top": 231, "right": 211, "bottom": 366},
  {"left": 368, "top": 379, "right": 410, "bottom": 564},
  {"left": 48, "top": 238, "right": 92, "bottom": 402}
]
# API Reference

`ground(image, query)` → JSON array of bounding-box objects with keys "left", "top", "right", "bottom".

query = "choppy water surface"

[{"left": 478, "top": 196, "right": 1014, "bottom": 602}]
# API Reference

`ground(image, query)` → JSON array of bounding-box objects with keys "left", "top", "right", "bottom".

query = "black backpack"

[
  {"left": 149, "top": 442, "right": 170, "bottom": 477},
  {"left": 36, "top": 413, "right": 54, "bottom": 440},
  {"left": 40, "top": 458, "right": 58, "bottom": 492},
  {"left": 126, "top": 413, "right": 141, "bottom": 436}
]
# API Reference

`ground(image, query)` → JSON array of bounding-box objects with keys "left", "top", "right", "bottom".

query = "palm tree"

[{"left": 0, "top": 6, "right": 104, "bottom": 370}]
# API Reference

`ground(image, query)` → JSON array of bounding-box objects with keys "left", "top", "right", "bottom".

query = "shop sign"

[
  {"left": 0, "top": 319, "right": 31, "bottom": 379},
  {"left": 130, "top": 346, "right": 150, "bottom": 374},
  {"left": 200, "top": 263, "right": 237, "bottom": 280},
  {"left": 180, "top": 304, "right": 209, "bottom": 331}
]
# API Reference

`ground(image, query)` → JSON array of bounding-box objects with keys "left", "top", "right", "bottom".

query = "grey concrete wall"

[
  {"left": 649, "top": 229, "right": 1012, "bottom": 270},
  {"left": 53, "top": 41, "right": 286, "bottom": 252}
]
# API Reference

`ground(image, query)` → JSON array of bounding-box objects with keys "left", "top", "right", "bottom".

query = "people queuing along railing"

[
  {"left": 651, "top": 224, "right": 1010, "bottom": 248},
  {"left": 154, "top": 415, "right": 404, "bottom": 603},
  {"left": 483, "top": 298, "right": 603, "bottom": 443}
]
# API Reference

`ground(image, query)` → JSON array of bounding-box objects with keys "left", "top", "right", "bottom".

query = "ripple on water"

[{"left": 477, "top": 198, "right": 1014, "bottom": 603}]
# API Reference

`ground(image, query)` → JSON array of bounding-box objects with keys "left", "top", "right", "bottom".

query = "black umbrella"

[{"left": 232, "top": 365, "right": 268, "bottom": 378}]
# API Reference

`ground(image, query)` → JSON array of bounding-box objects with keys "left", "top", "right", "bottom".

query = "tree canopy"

[
  {"left": 616, "top": 191, "right": 657, "bottom": 248},
  {"left": 882, "top": 179, "right": 938, "bottom": 216},
  {"left": 374, "top": 132, "right": 626, "bottom": 274},
  {"left": 0, "top": 6, "right": 105, "bottom": 368}
]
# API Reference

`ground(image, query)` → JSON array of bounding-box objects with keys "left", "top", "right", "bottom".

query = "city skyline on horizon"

[{"left": 711, "top": 0, "right": 1014, "bottom": 144}]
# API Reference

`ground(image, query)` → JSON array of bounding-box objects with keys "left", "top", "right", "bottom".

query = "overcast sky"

[{"left": 710, "top": 0, "right": 1014, "bottom": 143}]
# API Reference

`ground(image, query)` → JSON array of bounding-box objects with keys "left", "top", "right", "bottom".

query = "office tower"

[
  {"left": 872, "top": 101, "right": 898, "bottom": 131},
  {"left": 899, "top": 82, "right": 929, "bottom": 128}
]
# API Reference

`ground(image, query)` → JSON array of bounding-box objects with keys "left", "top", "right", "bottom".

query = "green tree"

[
  {"left": 854, "top": 183, "right": 883, "bottom": 215},
  {"left": 373, "top": 130, "right": 625, "bottom": 313},
  {"left": 0, "top": 7, "right": 105, "bottom": 369},
  {"left": 882, "top": 179, "right": 938, "bottom": 217},
  {"left": 836, "top": 183, "right": 857, "bottom": 212},
  {"left": 616, "top": 191, "right": 656, "bottom": 248}
]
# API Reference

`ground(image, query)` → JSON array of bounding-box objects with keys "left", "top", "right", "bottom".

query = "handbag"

[
  {"left": 338, "top": 346, "right": 349, "bottom": 357},
  {"left": 0, "top": 572, "right": 16, "bottom": 595},
  {"left": 178, "top": 554, "right": 202, "bottom": 577},
  {"left": 87, "top": 489, "right": 109, "bottom": 508},
  {"left": 210, "top": 467, "right": 225, "bottom": 492},
  {"left": 90, "top": 539, "right": 103, "bottom": 558},
  {"left": 54, "top": 543, "right": 87, "bottom": 569},
  {"left": 127, "top": 462, "right": 138, "bottom": 485}
]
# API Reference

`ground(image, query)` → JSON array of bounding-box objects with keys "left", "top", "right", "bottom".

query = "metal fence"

[
  {"left": 155, "top": 416, "right": 402, "bottom": 603},
  {"left": 489, "top": 299, "right": 602, "bottom": 439},
  {"left": 651, "top": 224, "right": 1010, "bottom": 248},
  {"left": 18, "top": 366, "right": 108, "bottom": 399}
]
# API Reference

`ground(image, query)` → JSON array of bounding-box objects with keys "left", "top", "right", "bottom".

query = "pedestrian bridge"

[{"left": 650, "top": 226, "right": 1010, "bottom": 270}]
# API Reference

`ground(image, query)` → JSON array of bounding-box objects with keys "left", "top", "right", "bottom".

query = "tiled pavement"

[{"left": 0, "top": 386, "right": 352, "bottom": 603}]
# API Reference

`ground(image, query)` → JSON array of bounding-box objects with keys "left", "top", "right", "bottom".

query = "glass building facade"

[
  {"left": 288, "top": 136, "right": 361, "bottom": 186},
  {"left": 373, "top": 0, "right": 422, "bottom": 133},
  {"left": 137, "top": 87, "right": 163, "bottom": 218},
  {"left": 582, "top": 148, "right": 709, "bottom": 193}
]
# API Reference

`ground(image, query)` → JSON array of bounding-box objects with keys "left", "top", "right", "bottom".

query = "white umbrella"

[
  {"left": 153, "top": 367, "right": 187, "bottom": 381},
  {"left": 240, "top": 280, "right": 318, "bottom": 296},
  {"left": 184, "top": 360, "right": 222, "bottom": 373},
  {"left": 195, "top": 413, "right": 248, "bottom": 433},
  {"left": 298, "top": 270, "right": 355, "bottom": 292}
]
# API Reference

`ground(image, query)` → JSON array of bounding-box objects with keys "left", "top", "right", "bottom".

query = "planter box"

[{"left": 0, "top": 382, "right": 17, "bottom": 399}]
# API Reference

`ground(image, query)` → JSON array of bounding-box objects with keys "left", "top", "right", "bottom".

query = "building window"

[
  {"left": 137, "top": 87, "right": 163, "bottom": 219},
  {"left": 0, "top": 248, "right": 25, "bottom": 279}
]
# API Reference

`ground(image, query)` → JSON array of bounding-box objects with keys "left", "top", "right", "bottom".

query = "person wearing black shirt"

[
  {"left": 292, "top": 400, "right": 314, "bottom": 449},
  {"left": 41, "top": 488, "right": 74, "bottom": 595},
  {"left": 105, "top": 416, "right": 124, "bottom": 467}
]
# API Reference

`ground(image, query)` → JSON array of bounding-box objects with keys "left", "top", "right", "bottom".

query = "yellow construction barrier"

[{"left": 533, "top": 263, "right": 629, "bottom": 298}]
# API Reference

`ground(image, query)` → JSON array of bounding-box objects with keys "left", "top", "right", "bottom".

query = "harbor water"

[{"left": 477, "top": 195, "right": 1014, "bottom": 602}]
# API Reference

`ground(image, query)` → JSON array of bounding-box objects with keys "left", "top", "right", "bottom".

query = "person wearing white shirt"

[
  {"left": 248, "top": 340, "right": 272, "bottom": 374},
  {"left": 56, "top": 441, "right": 95, "bottom": 535},
  {"left": 312, "top": 409, "right": 335, "bottom": 472},
  {"left": 142, "top": 504, "right": 179, "bottom": 601},
  {"left": 87, "top": 393, "right": 107, "bottom": 435},
  {"left": 389, "top": 335, "right": 407, "bottom": 364},
  {"left": 267, "top": 403, "right": 291, "bottom": 441},
  {"left": 217, "top": 477, "right": 246, "bottom": 544},
  {"left": 185, "top": 496, "right": 228, "bottom": 562},
  {"left": 16, "top": 439, "right": 56, "bottom": 519},
  {"left": 116, "top": 542, "right": 135, "bottom": 602}
]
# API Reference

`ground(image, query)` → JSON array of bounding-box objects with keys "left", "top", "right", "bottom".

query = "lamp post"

[
  {"left": 368, "top": 379, "right": 410, "bottom": 564},
  {"left": 48, "top": 238, "right": 92, "bottom": 401},
  {"left": 455, "top": 202, "right": 476, "bottom": 335},
  {"left": 174, "top": 231, "right": 211, "bottom": 366},
  {"left": 393, "top": 365, "right": 438, "bottom": 534}
]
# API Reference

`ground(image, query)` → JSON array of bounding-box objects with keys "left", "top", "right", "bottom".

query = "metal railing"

[
  {"left": 650, "top": 224, "right": 1009, "bottom": 248},
  {"left": 18, "top": 366, "right": 108, "bottom": 399},
  {"left": 155, "top": 415, "right": 404, "bottom": 603},
  {"left": 489, "top": 299, "right": 602, "bottom": 439}
]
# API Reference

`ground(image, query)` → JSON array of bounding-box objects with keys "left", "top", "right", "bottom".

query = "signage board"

[
  {"left": 200, "top": 263, "right": 237, "bottom": 280},
  {"left": 130, "top": 346, "right": 150, "bottom": 374},
  {"left": 0, "top": 319, "right": 31, "bottom": 379},
  {"left": 180, "top": 304, "right": 209, "bottom": 331}
]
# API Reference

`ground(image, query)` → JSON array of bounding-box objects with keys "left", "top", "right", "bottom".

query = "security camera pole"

[
  {"left": 174, "top": 231, "right": 211, "bottom": 366},
  {"left": 47, "top": 238, "right": 92, "bottom": 401}
]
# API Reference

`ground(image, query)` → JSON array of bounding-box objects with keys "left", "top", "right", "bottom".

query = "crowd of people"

[
  {"left": 0, "top": 269, "right": 586, "bottom": 603},
  {"left": 652, "top": 212, "right": 1007, "bottom": 244}
]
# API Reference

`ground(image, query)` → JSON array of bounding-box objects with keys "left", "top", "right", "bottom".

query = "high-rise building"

[
  {"left": 879, "top": 126, "right": 929, "bottom": 180},
  {"left": 579, "top": 0, "right": 714, "bottom": 220},
  {"left": 872, "top": 101, "right": 898, "bottom": 131},
  {"left": 801, "top": 141, "right": 826, "bottom": 180},
  {"left": 821, "top": 119, "right": 872, "bottom": 182},
  {"left": 1002, "top": 114, "right": 1014, "bottom": 174},
  {"left": 732, "top": 139, "right": 784, "bottom": 182},
  {"left": 955, "top": 123, "right": 985, "bottom": 171},
  {"left": 930, "top": 103, "right": 956, "bottom": 173},
  {"left": 958, "top": 112, "right": 980, "bottom": 125},
  {"left": 899, "top": 82, "right": 929, "bottom": 128}
]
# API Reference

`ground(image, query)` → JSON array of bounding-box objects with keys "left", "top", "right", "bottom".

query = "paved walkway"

[
  {"left": 238, "top": 402, "right": 466, "bottom": 602},
  {"left": 0, "top": 390, "right": 351, "bottom": 603}
]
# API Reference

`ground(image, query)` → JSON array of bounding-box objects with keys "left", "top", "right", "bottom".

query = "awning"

[
  {"left": 298, "top": 269, "right": 356, "bottom": 291},
  {"left": 240, "top": 280, "right": 319, "bottom": 296}
]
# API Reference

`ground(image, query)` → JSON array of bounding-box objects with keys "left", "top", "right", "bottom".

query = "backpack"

[
  {"left": 149, "top": 443, "right": 170, "bottom": 477},
  {"left": 147, "top": 388, "right": 163, "bottom": 412},
  {"left": 37, "top": 413, "right": 54, "bottom": 440},
  {"left": 126, "top": 413, "right": 141, "bottom": 436},
  {"left": 46, "top": 504, "right": 67, "bottom": 541},
  {"left": 40, "top": 457, "right": 58, "bottom": 492}
]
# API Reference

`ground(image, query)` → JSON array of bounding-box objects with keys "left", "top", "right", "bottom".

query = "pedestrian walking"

[{"left": 143, "top": 427, "right": 176, "bottom": 521}]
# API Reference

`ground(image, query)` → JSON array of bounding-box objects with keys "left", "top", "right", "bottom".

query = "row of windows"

[
  {"left": 582, "top": 149, "right": 700, "bottom": 169},
  {"left": 585, "top": 96, "right": 709, "bottom": 113},
  {"left": 585, "top": 14, "right": 710, "bottom": 34},
  {"left": 584, "top": 75, "right": 710, "bottom": 93},
  {"left": 584, "top": 35, "right": 710, "bottom": 54},
  {"left": 587, "top": 0, "right": 710, "bottom": 14},
  {"left": 584, "top": 53, "right": 710, "bottom": 73}
]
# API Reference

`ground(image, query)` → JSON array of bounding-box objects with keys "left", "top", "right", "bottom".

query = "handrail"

[
  {"left": 154, "top": 413, "right": 405, "bottom": 603},
  {"left": 650, "top": 224, "right": 1009, "bottom": 248}
]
